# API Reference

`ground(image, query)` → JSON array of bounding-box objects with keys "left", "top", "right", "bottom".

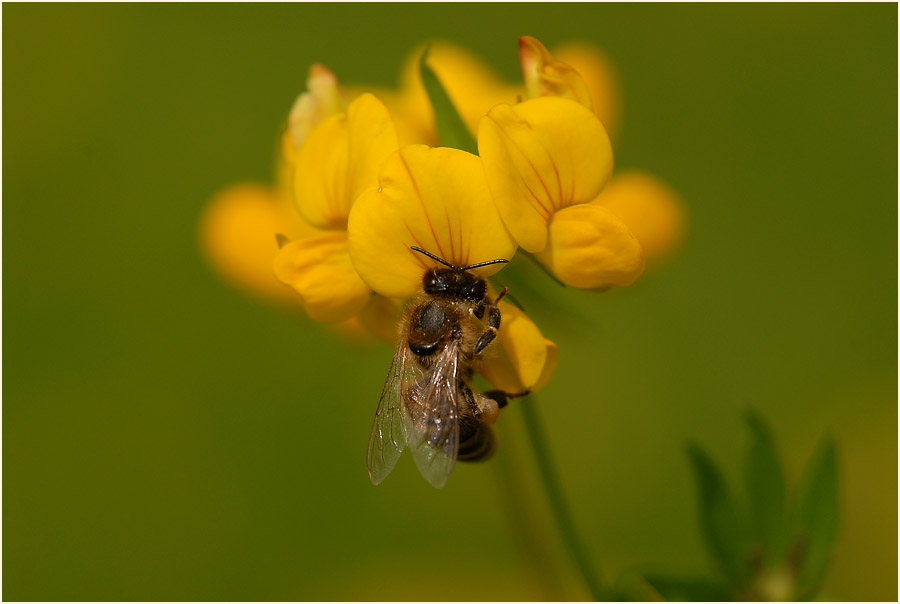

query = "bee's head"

[
  {"left": 411, "top": 247, "right": 507, "bottom": 304},
  {"left": 423, "top": 268, "right": 485, "bottom": 304}
]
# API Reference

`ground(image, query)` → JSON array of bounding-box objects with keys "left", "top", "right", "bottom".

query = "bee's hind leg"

[
  {"left": 482, "top": 389, "right": 531, "bottom": 409},
  {"left": 473, "top": 287, "right": 509, "bottom": 356}
]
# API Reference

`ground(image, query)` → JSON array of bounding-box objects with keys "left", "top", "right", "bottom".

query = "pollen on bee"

[{"left": 480, "top": 397, "right": 500, "bottom": 425}]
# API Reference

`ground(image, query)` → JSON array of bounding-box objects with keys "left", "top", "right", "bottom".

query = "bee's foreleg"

[
  {"left": 473, "top": 304, "right": 501, "bottom": 356},
  {"left": 473, "top": 287, "right": 510, "bottom": 356}
]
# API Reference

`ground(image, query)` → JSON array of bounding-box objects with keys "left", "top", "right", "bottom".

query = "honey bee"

[{"left": 367, "top": 246, "right": 527, "bottom": 488}]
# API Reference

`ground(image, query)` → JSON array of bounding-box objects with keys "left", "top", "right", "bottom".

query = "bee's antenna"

[
  {"left": 410, "top": 246, "right": 458, "bottom": 270},
  {"left": 411, "top": 246, "right": 509, "bottom": 272},
  {"left": 461, "top": 258, "right": 509, "bottom": 270}
]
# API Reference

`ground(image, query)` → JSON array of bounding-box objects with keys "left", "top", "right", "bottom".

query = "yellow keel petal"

[{"left": 534, "top": 204, "right": 644, "bottom": 289}]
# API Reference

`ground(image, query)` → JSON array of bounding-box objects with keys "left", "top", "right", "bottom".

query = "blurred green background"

[{"left": 4, "top": 4, "right": 896, "bottom": 601}]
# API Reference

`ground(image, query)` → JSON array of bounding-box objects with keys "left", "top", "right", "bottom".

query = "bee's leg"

[
  {"left": 473, "top": 288, "right": 509, "bottom": 356},
  {"left": 459, "top": 382, "right": 479, "bottom": 419},
  {"left": 472, "top": 288, "right": 508, "bottom": 322},
  {"left": 472, "top": 299, "right": 486, "bottom": 320},
  {"left": 482, "top": 389, "right": 531, "bottom": 409}
]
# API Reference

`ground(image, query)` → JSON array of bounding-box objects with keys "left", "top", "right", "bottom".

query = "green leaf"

[
  {"left": 418, "top": 46, "right": 477, "bottom": 155},
  {"left": 743, "top": 410, "right": 787, "bottom": 565},
  {"left": 687, "top": 444, "right": 748, "bottom": 586},
  {"left": 789, "top": 434, "right": 839, "bottom": 599}
]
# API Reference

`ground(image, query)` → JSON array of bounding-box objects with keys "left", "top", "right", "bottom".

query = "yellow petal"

[
  {"left": 294, "top": 93, "right": 398, "bottom": 229},
  {"left": 398, "top": 41, "right": 520, "bottom": 142},
  {"left": 592, "top": 170, "right": 686, "bottom": 265},
  {"left": 552, "top": 42, "right": 622, "bottom": 140},
  {"left": 273, "top": 232, "right": 371, "bottom": 322},
  {"left": 200, "top": 183, "right": 316, "bottom": 305},
  {"left": 474, "top": 302, "right": 552, "bottom": 392},
  {"left": 534, "top": 204, "right": 644, "bottom": 289},
  {"left": 519, "top": 36, "right": 593, "bottom": 110},
  {"left": 287, "top": 63, "right": 347, "bottom": 149},
  {"left": 478, "top": 97, "right": 614, "bottom": 253},
  {"left": 348, "top": 145, "right": 516, "bottom": 299},
  {"left": 531, "top": 339, "right": 559, "bottom": 393}
]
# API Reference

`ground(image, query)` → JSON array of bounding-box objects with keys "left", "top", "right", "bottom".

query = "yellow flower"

[
  {"left": 478, "top": 96, "right": 645, "bottom": 289},
  {"left": 380, "top": 37, "right": 670, "bottom": 290},
  {"left": 348, "top": 145, "right": 556, "bottom": 391},
  {"left": 202, "top": 65, "right": 401, "bottom": 338},
  {"left": 517, "top": 36, "right": 685, "bottom": 267},
  {"left": 273, "top": 92, "right": 399, "bottom": 323},
  {"left": 202, "top": 39, "right": 682, "bottom": 315},
  {"left": 201, "top": 38, "right": 683, "bottom": 385}
]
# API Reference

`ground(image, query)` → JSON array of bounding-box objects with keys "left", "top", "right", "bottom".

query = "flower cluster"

[{"left": 200, "top": 37, "right": 686, "bottom": 393}]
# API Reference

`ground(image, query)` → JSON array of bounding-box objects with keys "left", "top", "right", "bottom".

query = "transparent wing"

[
  {"left": 366, "top": 340, "right": 421, "bottom": 485},
  {"left": 406, "top": 337, "right": 461, "bottom": 488}
]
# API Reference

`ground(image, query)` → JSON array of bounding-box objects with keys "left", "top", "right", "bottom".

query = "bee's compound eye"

[{"left": 479, "top": 397, "right": 500, "bottom": 425}]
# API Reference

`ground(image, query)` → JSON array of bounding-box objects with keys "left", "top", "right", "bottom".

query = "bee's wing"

[
  {"left": 366, "top": 340, "right": 420, "bottom": 485},
  {"left": 406, "top": 337, "right": 461, "bottom": 488}
]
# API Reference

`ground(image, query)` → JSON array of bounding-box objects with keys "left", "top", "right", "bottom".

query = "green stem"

[{"left": 520, "top": 395, "right": 607, "bottom": 601}]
